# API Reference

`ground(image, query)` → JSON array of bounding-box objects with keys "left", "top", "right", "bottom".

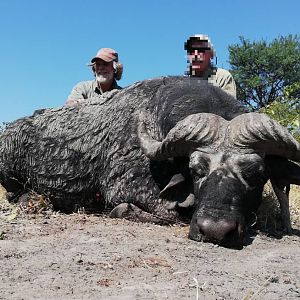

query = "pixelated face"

[{"left": 187, "top": 41, "right": 213, "bottom": 76}]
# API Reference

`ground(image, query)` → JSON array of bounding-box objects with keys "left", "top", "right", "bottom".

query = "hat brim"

[{"left": 90, "top": 56, "right": 114, "bottom": 64}]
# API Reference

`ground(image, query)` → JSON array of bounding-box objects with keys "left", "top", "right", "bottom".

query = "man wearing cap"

[
  {"left": 66, "top": 48, "right": 123, "bottom": 105},
  {"left": 185, "top": 34, "right": 237, "bottom": 98}
]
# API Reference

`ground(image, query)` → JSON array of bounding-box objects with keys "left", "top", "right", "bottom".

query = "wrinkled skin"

[
  {"left": 138, "top": 109, "right": 300, "bottom": 248},
  {"left": 1, "top": 77, "right": 300, "bottom": 249},
  {"left": 0, "top": 78, "right": 245, "bottom": 220},
  {"left": 188, "top": 150, "right": 266, "bottom": 248}
]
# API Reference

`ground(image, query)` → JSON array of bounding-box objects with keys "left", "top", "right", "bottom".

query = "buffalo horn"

[
  {"left": 227, "top": 113, "right": 300, "bottom": 162},
  {"left": 138, "top": 113, "right": 225, "bottom": 160}
]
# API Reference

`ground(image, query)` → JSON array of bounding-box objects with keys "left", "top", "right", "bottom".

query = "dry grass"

[
  {"left": 290, "top": 185, "right": 300, "bottom": 208},
  {"left": 258, "top": 182, "right": 300, "bottom": 231},
  {"left": 0, "top": 185, "right": 53, "bottom": 221},
  {"left": 289, "top": 185, "right": 300, "bottom": 228},
  {"left": 17, "top": 191, "right": 53, "bottom": 215}
]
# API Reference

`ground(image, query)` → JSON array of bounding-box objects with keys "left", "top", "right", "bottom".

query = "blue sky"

[{"left": 0, "top": 0, "right": 299, "bottom": 123}]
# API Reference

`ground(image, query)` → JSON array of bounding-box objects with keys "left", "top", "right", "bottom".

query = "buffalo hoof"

[{"left": 109, "top": 203, "right": 165, "bottom": 224}]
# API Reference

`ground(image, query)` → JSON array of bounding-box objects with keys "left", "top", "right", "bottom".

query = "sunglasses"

[{"left": 187, "top": 47, "right": 211, "bottom": 54}]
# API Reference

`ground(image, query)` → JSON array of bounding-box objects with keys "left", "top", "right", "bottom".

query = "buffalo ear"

[
  {"left": 159, "top": 173, "right": 185, "bottom": 196},
  {"left": 159, "top": 172, "right": 195, "bottom": 209},
  {"left": 265, "top": 155, "right": 300, "bottom": 186},
  {"left": 265, "top": 155, "right": 300, "bottom": 234}
]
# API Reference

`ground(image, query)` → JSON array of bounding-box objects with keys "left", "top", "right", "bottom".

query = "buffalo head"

[{"left": 138, "top": 112, "right": 300, "bottom": 248}]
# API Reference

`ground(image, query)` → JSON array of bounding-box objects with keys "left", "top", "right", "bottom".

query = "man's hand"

[{"left": 65, "top": 99, "right": 81, "bottom": 106}]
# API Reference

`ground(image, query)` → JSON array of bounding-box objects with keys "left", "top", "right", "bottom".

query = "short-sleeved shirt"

[
  {"left": 206, "top": 67, "right": 237, "bottom": 98},
  {"left": 66, "top": 79, "right": 122, "bottom": 105}
]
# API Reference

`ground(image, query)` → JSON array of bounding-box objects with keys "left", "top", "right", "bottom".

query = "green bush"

[{"left": 260, "top": 83, "right": 300, "bottom": 143}]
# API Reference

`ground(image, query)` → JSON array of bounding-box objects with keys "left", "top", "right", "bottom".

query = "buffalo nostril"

[{"left": 197, "top": 217, "right": 238, "bottom": 242}]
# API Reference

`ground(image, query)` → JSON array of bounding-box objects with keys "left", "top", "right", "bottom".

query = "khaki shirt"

[
  {"left": 206, "top": 68, "right": 237, "bottom": 98},
  {"left": 66, "top": 79, "right": 122, "bottom": 105}
]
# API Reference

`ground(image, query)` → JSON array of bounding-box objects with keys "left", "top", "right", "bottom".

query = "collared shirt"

[{"left": 65, "top": 79, "right": 122, "bottom": 105}]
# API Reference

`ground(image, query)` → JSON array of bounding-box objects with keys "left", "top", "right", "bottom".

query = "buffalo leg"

[
  {"left": 270, "top": 179, "right": 292, "bottom": 234},
  {"left": 109, "top": 203, "right": 176, "bottom": 224}
]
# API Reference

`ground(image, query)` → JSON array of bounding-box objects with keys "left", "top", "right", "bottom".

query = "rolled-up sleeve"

[{"left": 65, "top": 82, "right": 88, "bottom": 105}]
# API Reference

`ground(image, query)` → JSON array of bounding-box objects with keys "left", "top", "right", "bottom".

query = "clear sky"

[{"left": 0, "top": 0, "right": 299, "bottom": 123}]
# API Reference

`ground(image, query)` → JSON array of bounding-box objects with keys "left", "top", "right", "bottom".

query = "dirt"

[
  {"left": 0, "top": 208, "right": 299, "bottom": 300},
  {"left": 1, "top": 183, "right": 300, "bottom": 300}
]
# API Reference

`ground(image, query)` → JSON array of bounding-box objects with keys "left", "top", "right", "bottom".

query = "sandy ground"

[
  {"left": 1, "top": 184, "right": 300, "bottom": 300},
  {"left": 0, "top": 209, "right": 300, "bottom": 300}
]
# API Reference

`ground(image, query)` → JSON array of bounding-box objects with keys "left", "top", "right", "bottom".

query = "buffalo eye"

[
  {"left": 236, "top": 156, "right": 265, "bottom": 187},
  {"left": 189, "top": 151, "right": 210, "bottom": 181},
  {"left": 190, "top": 167, "right": 208, "bottom": 181}
]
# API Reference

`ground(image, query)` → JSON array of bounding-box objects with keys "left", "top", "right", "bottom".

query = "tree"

[
  {"left": 228, "top": 35, "right": 300, "bottom": 111},
  {"left": 260, "top": 82, "right": 300, "bottom": 143}
]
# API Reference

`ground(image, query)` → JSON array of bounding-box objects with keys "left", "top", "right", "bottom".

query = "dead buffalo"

[{"left": 0, "top": 76, "right": 299, "bottom": 248}]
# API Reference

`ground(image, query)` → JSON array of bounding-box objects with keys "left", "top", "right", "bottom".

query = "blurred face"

[
  {"left": 187, "top": 41, "right": 213, "bottom": 76},
  {"left": 93, "top": 59, "right": 114, "bottom": 84}
]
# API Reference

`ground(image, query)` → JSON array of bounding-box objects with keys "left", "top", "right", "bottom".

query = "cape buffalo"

[{"left": 1, "top": 76, "right": 299, "bottom": 248}]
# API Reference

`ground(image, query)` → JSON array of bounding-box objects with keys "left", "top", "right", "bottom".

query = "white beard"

[{"left": 96, "top": 72, "right": 114, "bottom": 84}]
